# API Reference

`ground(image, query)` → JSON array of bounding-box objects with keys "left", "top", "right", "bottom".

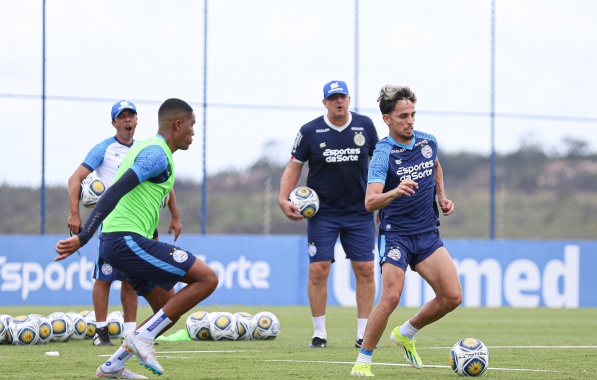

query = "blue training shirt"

[
  {"left": 291, "top": 112, "right": 379, "bottom": 218},
  {"left": 82, "top": 136, "right": 135, "bottom": 187},
  {"left": 368, "top": 130, "right": 440, "bottom": 234}
]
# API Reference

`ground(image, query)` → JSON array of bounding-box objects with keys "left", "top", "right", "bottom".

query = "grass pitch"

[{"left": 0, "top": 305, "right": 595, "bottom": 379}]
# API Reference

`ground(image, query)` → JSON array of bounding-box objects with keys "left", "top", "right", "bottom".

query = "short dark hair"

[
  {"left": 377, "top": 85, "right": 417, "bottom": 115},
  {"left": 158, "top": 98, "right": 193, "bottom": 118}
]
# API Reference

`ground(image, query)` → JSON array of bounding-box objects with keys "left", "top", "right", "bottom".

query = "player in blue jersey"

[
  {"left": 57, "top": 98, "right": 218, "bottom": 379},
  {"left": 279, "top": 80, "right": 379, "bottom": 349},
  {"left": 66, "top": 100, "right": 182, "bottom": 347},
  {"left": 350, "top": 85, "right": 461, "bottom": 377}
]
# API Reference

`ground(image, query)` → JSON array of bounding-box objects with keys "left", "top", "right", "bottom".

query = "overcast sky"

[{"left": 1, "top": 0, "right": 596, "bottom": 186}]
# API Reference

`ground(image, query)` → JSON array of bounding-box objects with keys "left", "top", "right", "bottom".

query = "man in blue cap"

[
  {"left": 66, "top": 100, "right": 182, "bottom": 347},
  {"left": 279, "top": 81, "right": 379, "bottom": 349}
]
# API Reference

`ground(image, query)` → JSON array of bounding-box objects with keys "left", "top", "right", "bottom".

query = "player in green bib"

[{"left": 55, "top": 98, "right": 218, "bottom": 379}]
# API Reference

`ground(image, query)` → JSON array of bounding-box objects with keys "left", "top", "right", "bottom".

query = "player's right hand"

[
  {"left": 395, "top": 180, "right": 418, "bottom": 198},
  {"left": 55, "top": 236, "right": 82, "bottom": 261},
  {"left": 280, "top": 199, "right": 304, "bottom": 221}
]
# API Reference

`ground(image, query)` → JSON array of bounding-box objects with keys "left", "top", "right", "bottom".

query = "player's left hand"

[
  {"left": 168, "top": 217, "right": 182, "bottom": 242},
  {"left": 55, "top": 236, "right": 82, "bottom": 261},
  {"left": 439, "top": 197, "right": 454, "bottom": 216}
]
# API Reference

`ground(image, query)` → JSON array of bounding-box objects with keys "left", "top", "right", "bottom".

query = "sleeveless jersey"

[{"left": 101, "top": 136, "right": 174, "bottom": 238}]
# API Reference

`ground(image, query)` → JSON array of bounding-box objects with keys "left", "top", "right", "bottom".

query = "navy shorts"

[
  {"left": 99, "top": 232, "right": 197, "bottom": 297},
  {"left": 93, "top": 227, "right": 126, "bottom": 282},
  {"left": 378, "top": 228, "right": 444, "bottom": 272},
  {"left": 306, "top": 213, "right": 375, "bottom": 263}
]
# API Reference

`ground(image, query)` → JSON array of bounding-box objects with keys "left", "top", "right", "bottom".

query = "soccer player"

[
  {"left": 350, "top": 85, "right": 461, "bottom": 377},
  {"left": 56, "top": 98, "right": 218, "bottom": 379},
  {"left": 67, "top": 100, "right": 181, "bottom": 346},
  {"left": 279, "top": 80, "right": 379, "bottom": 349}
]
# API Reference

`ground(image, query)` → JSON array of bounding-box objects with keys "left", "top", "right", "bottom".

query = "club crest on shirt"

[
  {"left": 308, "top": 244, "right": 317, "bottom": 257},
  {"left": 101, "top": 263, "right": 113, "bottom": 275},
  {"left": 354, "top": 133, "right": 366, "bottom": 147},
  {"left": 385, "top": 224, "right": 392, "bottom": 231},
  {"left": 421, "top": 145, "right": 433, "bottom": 158},
  {"left": 172, "top": 249, "right": 189, "bottom": 263},
  {"left": 387, "top": 247, "right": 401, "bottom": 261}
]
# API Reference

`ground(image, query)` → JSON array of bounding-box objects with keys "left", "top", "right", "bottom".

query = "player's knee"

[
  {"left": 440, "top": 291, "right": 462, "bottom": 311},
  {"left": 203, "top": 268, "right": 219, "bottom": 293}
]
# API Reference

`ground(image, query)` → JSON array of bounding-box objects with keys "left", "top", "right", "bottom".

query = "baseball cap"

[
  {"left": 323, "top": 80, "right": 349, "bottom": 99},
  {"left": 111, "top": 100, "right": 137, "bottom": 120}
]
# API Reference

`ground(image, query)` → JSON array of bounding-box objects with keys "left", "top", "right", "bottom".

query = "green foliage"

[
  {"left": 2, "top": 148, "right": 597, "bottom": 238},
  {"left": 0, "top": 306, "right": 595, "bottom": 379}
]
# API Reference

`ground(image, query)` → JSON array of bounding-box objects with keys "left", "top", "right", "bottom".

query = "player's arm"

[
  {"left": 435, "top": 160, "right": 454, "bottom": 216},
  {"left": 364, "top": 180, "right": 418, "bottom": 212},
  {"left": 166, "top": 189, "right": 182, "bottom": 241},
  {"left": 67, "top": 165, "right": 92, "bottom": 234},
  {"left": 278, "top": 160, "right": 304, "bottom": 221},
  {"left": 55, "top": 169, "right": 140, "bottom": 261}
]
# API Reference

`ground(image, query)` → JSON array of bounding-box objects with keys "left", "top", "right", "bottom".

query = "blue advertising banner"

[{"left": 0, "top": 235, "right": 595, "bottom": 307}]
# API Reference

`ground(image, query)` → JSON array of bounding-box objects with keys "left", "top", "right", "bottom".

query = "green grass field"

[{"left": 0, "top": 305, "right": 595, "bottom": 379}]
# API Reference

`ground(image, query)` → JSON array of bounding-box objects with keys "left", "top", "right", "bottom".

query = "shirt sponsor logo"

[
  {"left": 172, "top": 250, "right": 189, "bottom": 263},
  {"left": 397, "top": 159, "right": 434, "bottom": 181},
  {"left": 351, "top": 127, "right": 364, "bottom": 131},
  {"left": 323, "top": 147, "right": 361, "bottom": 163},
  {"left": 316, "top": 128, "right": 330, "bottom": 133}
]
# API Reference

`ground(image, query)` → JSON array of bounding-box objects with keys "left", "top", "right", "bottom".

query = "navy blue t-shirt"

[
  {"left": 291, "top": 112, "right": 379, "bottom": 218},
  {"left": 368, "top": 130, "right": 440, "bottom": 234}
]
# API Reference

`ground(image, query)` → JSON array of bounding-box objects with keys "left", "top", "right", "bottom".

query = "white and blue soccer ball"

[
  {"left": 48, "top": 312, "right": 74, "bottom": 342},
  {"left": 252, "top": 311, "right": 280, "bottom": 340},
  {"left": 0, "top": 315, "right": 14, "bottom": 344},
  {"left": 8, "top": 315, "right": 39, "bottom": 346},
  {"left": 29, "top": 314, "right": 53, "bottom": 344},
  {"left": 79, "top": 310, "right": 97, "bottom": 339},
  {"left": 234, "top": 311, "right": 255, "bottom": 341},
  {"left": 186, "top": 311, "right": 213, "bottom": 341},
  {"left": 289, "top": 186, "right": 320, "bottom": 219},
  {"left": 450, "top": 338, "right": 490, "bottom": 377},
  {"left": 209, "top": 312, "right": 238, "bottom": 341},
  {"left": 66, "top": 311, "right": 88, "bottom": 340},
  {"left": 80, "top": 174, "right": 107, "bottom": 209},
  {"left": 106, "top": 310, "right": 124, "bottom": 339}
]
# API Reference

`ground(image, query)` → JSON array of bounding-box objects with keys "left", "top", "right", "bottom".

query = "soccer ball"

[
  {"left": 8, "top": 315, "right": 39, "bottom": 346},
  {"left": 0, "top": 314, "right": 14, "bottom": 344},
  {"left": 29, "top": 314, "right": 53, "bottom": 344},
  {"left": 106, "top": 311, "right": 124, "bottom": 339},
  {"left": 209, "top": 312, "right": 239, "bottom": 341},
  {"left": 234, "top": 312, "right": 255, "bottom": 341},
  {"left": 186, "top": 311, "right": 213, "bottom": 341},
  {"left": 48, "top": 312, "right": 74, "bottom": 342},
  {"left": 252, "top": 311, "right": 280, "bottom": 340},
  {"left": 80, "top": 175, "right": 107, "bottom": 208},
  {"left": 289, "top": 186, "right": 320, "bottom": 219},
  {"left": 67, "top": 311, "right": 88, "bottom": 340},
  {"left": 80, "top": 310, "right": 97, "bottom": 339},
  {"left": 450, "top": 338, "right": 490, "bottom": 377}
]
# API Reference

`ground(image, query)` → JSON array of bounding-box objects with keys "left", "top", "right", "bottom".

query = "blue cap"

[
  {"left": 111, "top": 100, "right": 137, "bottom": 120},
  {"left": 323, "top": 80, "right": 349, "bottom": 99}
]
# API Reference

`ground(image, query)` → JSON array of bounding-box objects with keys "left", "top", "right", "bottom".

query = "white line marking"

[
  {"left": 98, "top": 350, "right": 248, "bottom": 357},
  {"left": 426, "top": 345, "right": 597, "bottom": 349},
  {"left": 265, "top": 359, "right": 560, "bottom": 373}
]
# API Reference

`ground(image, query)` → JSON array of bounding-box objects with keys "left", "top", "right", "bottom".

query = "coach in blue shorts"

[
  {"left": 279, "top": 80, "right": 379, "bottom": 349},
  {"left": 56, "top": 98, "right": 218, "bottom": 379},
  {"left": 350, "top": 85, "right": 462, "bottom": 377}
]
